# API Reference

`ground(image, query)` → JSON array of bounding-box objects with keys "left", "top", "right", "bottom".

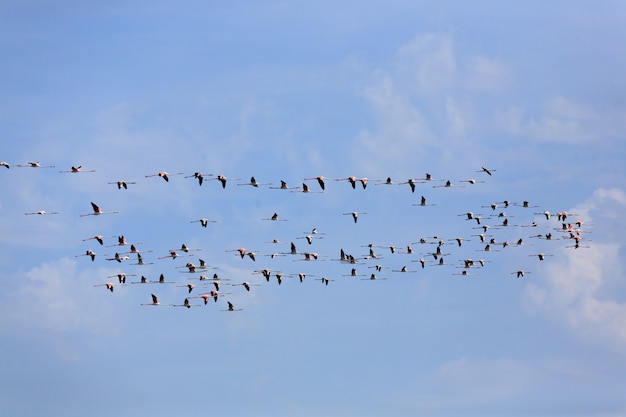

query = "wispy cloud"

[{"left": 524, "top": 188, "right": 626, "bottom": 351}]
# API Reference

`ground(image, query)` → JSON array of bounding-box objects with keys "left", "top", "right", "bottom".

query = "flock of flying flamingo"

[{"left": 6, "top": 160, "right": 593, "bottom": 312}]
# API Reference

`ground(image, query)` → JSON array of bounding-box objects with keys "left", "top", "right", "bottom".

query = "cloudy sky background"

[{"left": 1, "top": 1, "right": 626, "bottom": 416}]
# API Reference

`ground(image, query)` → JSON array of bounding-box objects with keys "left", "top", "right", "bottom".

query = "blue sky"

[{"left": 1, "top": 1, "right": 626, "bottom": 416}]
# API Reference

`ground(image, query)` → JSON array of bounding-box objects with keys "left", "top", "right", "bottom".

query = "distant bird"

[
  {"left": 108, "top": 273, "right": 136, "bottom": 284},
  {"left": 433, "top": 180, "right": 464, "bottom": 188},
  {"left": 270, "top": 180, "right": 298, "bottom": 190},
  {"left": 24, "top": 210, "right": 60, "bottom": 215},
  {"left": 191, "top": 218, "right": 216, "bottom": 228},
  {"left": 172, "top": 298, "right": 200, "bottom": 308},
  {"left": 460, "top": 179, "right": 485, "bottom": 185},
  {"left": 375, "top": 177, "right": 395, "bottom": 186},
  {"left": 262, "top": 212, "right": 287, "bottom": 221},
  {"left": 75, "top": 249, "right": 107, "bottom": 262},
  {"left": 413, "top": 195, "right": 435, "bottom": 207},
  {"left": 304, "top": 176, "right": 326, "bottom": 190},
  {"left": 0, "top": 162, "right": 11, "bottom": 169},
  {"left": 511, "top": 270, "right": 530, "bottom": 278},
  {"left": 158, "top": 250, "right": 192, "bottom": 260},
  {"left": 106, "top": 252, "right": 130, "bottom": 263},
  {"left": 80, "top": 202, "right": 119, "bottom": 217},
  {"left": 291, "top": 183, "right": 322, "bottom": 193},
  {"left": 530, "top": 253, "right": 553, "bottom": 261},
  {"left": 343, "top": 211, "right": 367, "bottom": 223},
  {"left": 223, "top": 301, "right": 242, "bottom": 311},
  {"left": 238, "top": 176, "right": 272, "bottom": 187},
  {"left": 208, "top": 174, "right": 240, "bottom": 188},
  {"left": 398, "top": 179, "right": 417, "bottom": 193},
  {"left": 59, "top": 165, "right": 95, "bottom": 173},
  {"left": 82, "top": 235, "right": 115, "bottom": 245},
  {"left": 185, "top": 172, "right": 212, "bottom": 186},
  {"left": 233, "top": 281, "right": 259, "bottom": 291},
  {"left": 141, "top": 294, "right": 168, "bottom": 306},
  {"left": 478, "top": 167, "right": 495, "bottom": 176},
  {"left": 334, "top": 176, "right": 367, "bottom": 189},
  {"left": 17, "top": 161, "right": 55, "bottom": 168},
  {"left": 108, "top": 180, "right": 136, "bottom": 189},
  {"left": 93, "top": 282, "right": 116, "bottom": 292},
  {"left": 145, "top": 171, "right": 183, "bottom": 182}
]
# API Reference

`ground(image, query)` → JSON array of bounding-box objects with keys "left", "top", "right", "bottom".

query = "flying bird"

[
  {"left": 145, "top": 171, "right": 183, "bottom": 182},
  {"left": 191, "top": 218, "right": 217, "bottom": 228},
  {"left": 108, "top": 180, "right": 136, "bottom": 189},
  {"left": 238, "top": 176, "right": 272, "bottom": 187},
  {"left": 343, "top": 211, "right": 367, "bottom": 223},
  {"left": 24, "top": 210, "right": 60, "bottom": 215},
  {"left": 17, "top": 161, "right": 55, "bottom": 168},
  {"left": 80, "top": 202, "right": 119, "bottom": 217},
  {"left": 304, "top": 176, "right": 326, "bottom": 190},
  {"left": 59, "top": 165, "right": 96, "bottom": 173}
]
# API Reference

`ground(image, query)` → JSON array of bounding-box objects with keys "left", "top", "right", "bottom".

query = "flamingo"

[
  {"left": 82, "top": 235, "right": 114, "bottom": 245},
  {"left": 530, "top": 253, "right": 553, "bottom": 261},
  {"left": 24, "top": 210, "right": 60, "bottom": 215},
  {"left": 17, "top": 161, "right": 55, "bottom": 168},
  {"left": 375, "top": 177, "right": 395, "bottom": 186},
  {"left": 172, "top": 298, "right": 200, "bottom": 308},
  {"left": 226, "top": 248, "right": 248, "bottom": 259},
  {"left": 175, "top": 243, "right": 201, "bottom": 253},
  {"left": 59, "top": 165, "right": 96, "bottom": 173},
  {"left": 176, "top": 283, "right": 199, "bottom": 294},
  {"left": 478, "top": 167, "right": 495, "bottom": 176},
  {"left": 158, "top": 250, "right": 192, "bottom": 260},
  {"left": 262, "top": 212, "right": 287, "bottom": 221},
  {"left": 141, "top": 294, "right": 170, "bottom": 306},
  {"left": 413, "top": 195, "right": 436, "bottom": 207},
  {"left": 145, "top": 171, "right": 183, "bottom": 182},
  {"left": 75, "top": 249, "right": 108, "bottom": 262},
  {"left": 343, "top": 211, "right": 367, "bottom": 223},
  {"left": 270, "top": 180, "right": 298, "bottom": 190},
  {"left": 80, "top": 202, "right": 119, "bottom": 217},
  {"left": 0, "top": 162, "right": 11, "bottom": 169},
  {"left": 392, "top": 266, "right": 416, "bottom": 273},
  {"left": 106, "top": 252, "right": 131, "bottom": 263},
  {"left": 334, "top": 176, "right": 357, "bottom": 189},
  {"left": 121, "top": 243, "right": 153, "bottom": 255},
  {"left": 304, "top": 176, "right": 326, "bottom": 190},
  {"left": 107, "top": 273, "right": 136, "bottom": 284},
  {"left": 184, "top": 172, "right": 212, "bottom": 186},
  {"left": 156, "top": 273, "right": 175, "bottom": 284},
  {"left": 108, "top": 180, "right": 136, "bottom": 189},
  {"left": 291, "top": 183, "right": 322, "bottom": 193},
  {"left": 433, "top": 180, "right": 464, "bottom": 188},
  {"left": 191, "top": 218, "right": 217, "bottom": 228},
  {"left": 131, "top": 253, "right": 153, "bottom": 265},
  {"left": 362, "top": 273, "right": 387, "bottom": 281},
  {"left": 535, "top": 210, "right": 552, "bottom": 220},
  {"left": 223, "top": 301, "right": 242, "bottom": 311},
  {"left": 207, "top": 174, "right": 240, "bottom": 189},
  {"left": 94, "top": 282, "right": 116, "bottom": 292},
  {"left": 317, "top": 277, "right": 334, "bottom": 285},
  {"left": 106, "top": 236, "right": 140, "bottom": 248},
  {"left": 238, "top": 176, "right": 272, "bottom": 187},
  {"left": 511, "top": 270, "right": 530, "bottom": 278},
  {"left": 415, "top": 173, "right": 439, "bottom": 181},
  {"left": 460, "top": 179, "right": 485, "bottom": 185},
  {"left": 296, "top": 252, "right": 319, "bottom": 261},
  {"left": 398, "top": 179, "right": 417, "bottom": 193}
]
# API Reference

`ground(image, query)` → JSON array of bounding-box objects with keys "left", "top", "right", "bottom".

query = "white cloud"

[
  {"left": 524, "top": 188, "right": 626, "bottom": 351},
  {"left": 465, "top": 55, "right": 510, "bottom": 93},
  {"left": 8, "top": 257, "right": 118, "bottom": 334}
]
